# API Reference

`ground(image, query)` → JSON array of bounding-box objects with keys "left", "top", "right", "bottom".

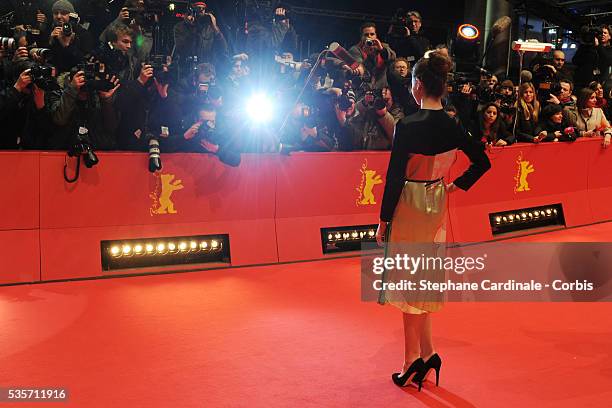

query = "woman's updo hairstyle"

[{"left": 412, "top": 50, "right": 453, "bottom": 98}]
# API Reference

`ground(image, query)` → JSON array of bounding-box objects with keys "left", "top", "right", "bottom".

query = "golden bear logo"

[
  {"left": 514, "top": 153, "right": 535, "bottom": 193},
  {"left": 150, "top": 173, "right": 184, "bottom": 215},
  {"left": 356, "top": 159, "right": 383, "bottom": 206}
]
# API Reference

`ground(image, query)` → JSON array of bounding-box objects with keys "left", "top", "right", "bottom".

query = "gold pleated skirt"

[{"left": 378, "top": 179, "right": 448, "bottom": 314}]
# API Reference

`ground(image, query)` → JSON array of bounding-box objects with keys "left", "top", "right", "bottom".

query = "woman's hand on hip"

[{"left": 376, "top": 222, "right": 388, "bottom": 247}]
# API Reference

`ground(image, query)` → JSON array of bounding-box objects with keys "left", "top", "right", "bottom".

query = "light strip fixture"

[
  {"left": 489, "top": 204, "right": 565, "bottom": 235},
  {"left": 321, "top": 225, "right": 378, "bottom": 254},
  {"left": 101, "top": 234, "right": 230, "bottom": 271}
]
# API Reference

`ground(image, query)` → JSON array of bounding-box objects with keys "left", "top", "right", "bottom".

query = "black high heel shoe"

[
  {"left": 392, "top": 358, "right": 425, "bottom": 390},
  {"left": 414, "top": 353, "right": 442, "bottom": 387}
]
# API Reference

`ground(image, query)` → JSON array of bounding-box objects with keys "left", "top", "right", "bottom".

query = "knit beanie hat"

[{"left": 52, "top": 0, "right": 75, "bottom": 14}]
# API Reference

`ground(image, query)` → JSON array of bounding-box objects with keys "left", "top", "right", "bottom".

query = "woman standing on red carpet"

[{"left": 375, "top": 51, "right": 491, "bottom": 390}]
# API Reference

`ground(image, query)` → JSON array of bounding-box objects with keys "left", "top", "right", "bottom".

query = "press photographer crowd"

[{"left": 1, "top": 0, "right": 611, "bottom": 173}]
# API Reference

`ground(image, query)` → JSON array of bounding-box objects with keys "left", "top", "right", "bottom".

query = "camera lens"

[
  {"left": 148, "top": 139, "right": 162, "bottom": 173},
  {"left": 84, "top": 149, "right": 99, "bottom": 168},
  {"left": 0, "top": 37, "right": 16, "bottom": 50}
]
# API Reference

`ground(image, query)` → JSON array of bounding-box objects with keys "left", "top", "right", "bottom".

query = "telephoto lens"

[
  {"left": 148, "top": 138, "right": 162, "bottom": 173},
  {"left": 29, "top": 48, "right": 51, "bottom": 59},
  {"left": 0, "top": 37, "right": 16, "bottom": 50}
]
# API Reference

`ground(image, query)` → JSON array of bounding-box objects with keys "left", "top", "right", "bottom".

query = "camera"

[
  {"left": 74, "top": 62, "right": 115, "bottom": 92},
  {"left": 146, "top": 55, "right": 170, "bottom": 83},
  {"left": 337, "top": 88, "right": 356, "bottom": 111},
  {"left": 68, "top": 127, "right": 99, "bottom": 168},
  {"left": 365, "top": 39, "right": 375, "bottom": 47},
  {"left": 364, "top": 88, "right": 385, "bottom": 110},
  {"left": 497, "top": 93, "right": 516, "bottom": 114},
  {"left": 29, "top": 63, "right": 55, "bottom": 90},
  {"left": 54, "top": 22, "right": 72, "bottom": 37},
  {"left": 300, "top": 105, "right": 318, "bottom": 129},
  {"left": 0, "top": 36, "right": 16, "bottom": 50},
  {"left": 148, "top": 138, "right": 162, "bottom": 172},
  {"left": 29, "top": 47, "right": 50, "bottom": 59}
]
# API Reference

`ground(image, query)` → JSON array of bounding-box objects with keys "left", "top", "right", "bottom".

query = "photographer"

[
  {"left": 348, "top": 22, "right": 396, "bottom": 92},
  {"left": 173, "top": 2, "right": 228, "bottom": 70},
  {"left": 97, "top": 23, "right": 137, "bottom": 82},
  {"left": 547, "top": 79, "right": 577, "bottom": 108},
  {"left": 181, "top": 104, "right": 241, "bottom": 165},
  {"left": 9, "top": 0, "right": 51, "bottom": 48},
  {"left": 573, "top": 25, "right": 603, "bottom": 88},
  {"left": 100, "top": 0, "right": 153, "bottom": 64},
  {"left": 279, "top": 101, "right": 337, "bottom": 152},
  {"left": 48, "top": 0, "right": 94, "bottom": 74},
  {"left": 341, "top": 88, "right": 396, "bottom": 150},
  {"left": 387, "top": 57, "right": 419, "bottom": 116},
  {"left": 114, "top": 60, "right": 176, "bottom": 154},
  {"left": 387, "top": 10, "right": 430, "bottom": 64},
  {"left": 0, "top": 65, "right": 54, "bottom": 149},
  {"left": 495, "top": 80, "right": 516, "bottom": 134},
  {"left": 597, "top": 25, "right": 611, "bottom": 84},
  {"left": 49, "top": 68, "right": 120, "bottom": 150}
]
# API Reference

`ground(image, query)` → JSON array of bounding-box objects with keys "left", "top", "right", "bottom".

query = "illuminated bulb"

[
  {"left": 122, "top": 245, "right": 132, "bottom": 255},
  {"left": 495, "top": 216, "right": 502, "bottom": 224},
  {"left": 546, "top": 209, "right": 552, "bottom": 215},
  {"left": 134, "top": 244, "right": 144, "bottom": 254},
  {"left": 156, "top": 243, "right": 166, "bottom": 253},
  {"left": 335, "top": 233, "right": 341, "bottom": 239},
  {"left": 211, "top": 240, "right": 219, "bottom": 249},
  {"left": 509, "top": 215, "right": 514, "bottom": 221},
  {"left": 146, "top": 244, "right": 155, "bottom": 253},
  {"left": 521, "top": 213, "right": 527, "bottom": 219},
  {"left": 179, "top": 242, "right": 188, "bottom": 251},
  {"left": 502, "top": 216, "right": 507, "bottom": 222},
  {"left": 190, "top": 241, "right": 198, "bottom": 250},
  {"left": 553, "top": 209, "right": 558, "bottom": 214},
  {"left": 110, "top": 246, "right": 121, "bottom": 257},
  {"left": 168, "top": 3, "right": 175, "bottom": 11},
  {"left": 368, "top": 230, "right": 375, "bottom": 237},
  {"left": 351, "top": 231, "right": 358, "bottom": 238},
  {"left": 328, "top": 233, "right": 333, "bottom": 240},
  {"left": 200, "top": 241, "right": 208, "bottom": 250},
  {"left": 360, "top": 231, "right": 366, "bottom": 238}
]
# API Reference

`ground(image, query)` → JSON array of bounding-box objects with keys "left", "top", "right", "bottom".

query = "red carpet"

[{"left": 1, "top": 224, "right": 612, "bottom": 407}]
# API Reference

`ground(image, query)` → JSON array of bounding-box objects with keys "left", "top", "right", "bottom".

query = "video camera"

[{"left": 532, "top": 63, "right": 561, "bottom": 101}]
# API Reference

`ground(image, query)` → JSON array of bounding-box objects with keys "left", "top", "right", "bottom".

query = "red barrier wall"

[
  {"left": 0, "top": 138, "right": 610, "bottom": 285},
  {"left": 275, "top": 152, "right": 388, "bottom": 262},
  {"left": 0, "top": 152, "right": 39, "bottom": 283},
  {"left": 449, "top": 139, "right": 595, "bottom": 242},
  {"left": 38, "top": 153, "right": 278, "bottom": 281}
]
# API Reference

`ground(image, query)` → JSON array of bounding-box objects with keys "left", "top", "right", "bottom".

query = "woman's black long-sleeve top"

[{"left": 380, "top": 109, "right": 491, "bottom": 223}]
